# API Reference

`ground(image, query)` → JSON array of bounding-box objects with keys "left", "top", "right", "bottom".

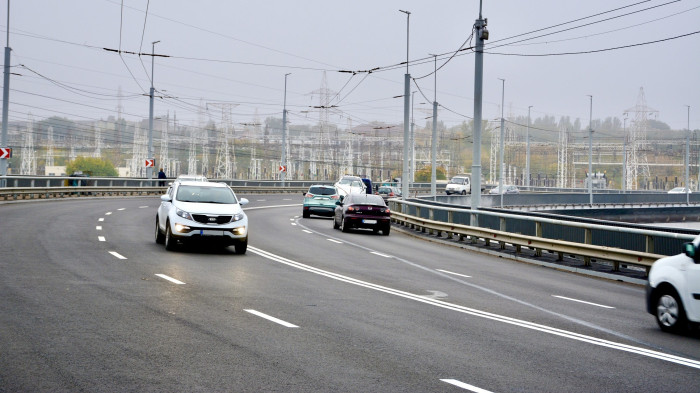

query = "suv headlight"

[
  {"left": 176, "top": 208, "right": 193, "bottom": 220},
  {"left": 231, "top": 213, "right": 245, "bottom": 222}
]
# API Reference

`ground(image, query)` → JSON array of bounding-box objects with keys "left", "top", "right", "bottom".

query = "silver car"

[{"left": 155, "top": 181, "right": 249, "bottom": 253}]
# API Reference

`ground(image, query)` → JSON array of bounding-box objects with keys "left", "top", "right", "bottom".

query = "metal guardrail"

[
  {"left": 0, "top": 185, "right": 310, "bottom": 201},
  {"left": 388, "top": 198, "right": 696, "bottom": 273}
]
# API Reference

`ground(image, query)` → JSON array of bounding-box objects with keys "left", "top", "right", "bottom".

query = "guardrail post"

[
  {"left": 446, "top": 211, "right": 454, "bottom": 239},
  {"left": 499, "top": 217, "right": 506, "bottom": 250},
  {"left": 535, "top": 221, "right": 543, "bottom": 257},
  {"left": 645, "top": 235, "right": 654, "bottom": 254},
  {"left": 584, "top": 228, "right": 592, "bottom": 266},
  {"left": 470, "top": 212, "right": 478, "bottom": 244},
  {"left": 428, "top": 208, "right": 434, "bottom": 235}
]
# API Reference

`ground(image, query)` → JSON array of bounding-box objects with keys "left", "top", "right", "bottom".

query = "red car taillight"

[
  {"left": 331, "top": 195, "right": 339, "bottom": 199},
  {"left": 347, "top": 206, "right": 357, "bottom": 212},
  {"left": 388, "top": 192, "right": 395, "bottom": 197},
  {"left": 305, "top": 193, "right": 314, "bottom": 198}
]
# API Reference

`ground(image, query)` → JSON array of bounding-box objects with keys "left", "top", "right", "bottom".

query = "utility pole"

[
  {"left": 410, "top": 90, "right": 416, "bottom": 184},
  {"left": 1, "top": 0, "right": 12, "bottom": 186},
  {"left": 399, "top": 9, "right": 411, "bottom": 200},
  {"left": 471, "top": 0, "right": 488, "bottom": 223},
  {"left": 686, "top": 105, "right": 691, "bottom": 204},
  {"left": 430, "top": 54, "right": 438, "bottom": 198},
  {"left": 526, "top": 105, "right": 532, "bottom": 188},
  {"left": 498, "top": 78, "right": 505, "bottom": 208},
  {"left": 281, "top": 73, "right": 290, "bottom": 187},
  {"left": 622, "top": 116, "right": 627, "bottom": 193},
  {"left": 587, "top": 95, "right": 593, "bottom": 206},
  {"left": 147, "top": 40, "right": 160, "bottom": 180}
]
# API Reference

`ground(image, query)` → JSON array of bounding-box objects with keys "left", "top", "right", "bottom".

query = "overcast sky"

[{"left": 2, "top": 0, "right": 698, "bottom": 135}]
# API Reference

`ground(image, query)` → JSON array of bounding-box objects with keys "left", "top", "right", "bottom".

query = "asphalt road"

[{"left": 0, "top": 194, "right": 698, "bottom": 392}]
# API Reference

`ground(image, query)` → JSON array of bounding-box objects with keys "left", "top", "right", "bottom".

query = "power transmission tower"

[
  {"left": 623, "top": 87, "right": 655, "bottom": 190},
  {"left": 45, "top": 126, "right": 54, "bottom": 168},
  {"left": 93, "top": 124, "right": 102, "bottom": 158},
  {"left": 20, "top": 115, "right": 36, "bottom": 175},
  {"left": 129, "top": 125, "right": 147, "bottom": 177},
  {"left": 208, "top": 103, "right": 238, "bottom": 179},
  {"left": 557, "top": 127, "right": 570, "bottom": 188},
  {"left": 159, "top": 112, "right": 170, "bottom": 176},
  {"left": 187, "top": 127, "right": 198, "bottom": 175}
]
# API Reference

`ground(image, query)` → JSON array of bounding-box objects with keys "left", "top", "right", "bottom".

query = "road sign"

[
  {"left": 0, "top": 147, "right": 11, "bottom": 159},
  {"left": 279, "top": 165, "right": 287, "bottom": 172},
  {"left": 145, "top": 158, "right": 155, "bottom": 167}
]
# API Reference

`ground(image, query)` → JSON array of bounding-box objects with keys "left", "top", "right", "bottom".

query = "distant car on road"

[
  {"left": 489, "top": 185, "right": 520, "bottom": 195},
  {"left": 334, "top": 175, "right": 366, "bottom": 197},
  {"left": 646, "top": 235, "right": 700, "bottom": 332},
  {"left": 668, "top": 187, "right": 690, "bottom": 194},
  {"left": 333, "top": 193, "right": 391, "bottom": 235},
  {"left": 156, "top": 181, "right": 249, "bottom": 253},
  {"left": 302, "top": 185, "right": 339, "bottom": 218},
  {"left": 445, "top": 175, "right": 471, "bottom": 195},
  {"left": 376, "top": 186, "right": 401, "bottom": 202}
]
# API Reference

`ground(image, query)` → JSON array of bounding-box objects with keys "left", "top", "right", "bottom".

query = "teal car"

[{"left": 302, "top": 185, "right": 340, "bottom": 218}]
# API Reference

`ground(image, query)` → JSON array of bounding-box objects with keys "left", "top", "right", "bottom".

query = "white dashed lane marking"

[
  {"left": 244, "top": 309, "right": 298, "bottom": 328},
  {"left": 155, "top": 274, "right": 185, "bottom": 285},
  {"left": 553, "top": 295, "right": 615, "bottom": 309},
  {"left": 98, "top": 236, "right": 106, "bottom": 242},
  {"left": 109, "top": 251, "right": 127, "bottom": 260},
  {"left": 436, "top": 269, "right": 472, "bottom": 279}
]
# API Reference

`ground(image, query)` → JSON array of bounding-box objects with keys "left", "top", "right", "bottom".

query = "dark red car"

[{"left": 333, "top": 193, "right": 391, "bottom": 235}]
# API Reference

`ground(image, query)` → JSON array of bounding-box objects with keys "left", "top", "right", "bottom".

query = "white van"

[
  {"left": 646, "top": 236, "right": 700, "bottom": 332},
  {"left": 445, "top": 175, "right": 471, "bottom": 195}
]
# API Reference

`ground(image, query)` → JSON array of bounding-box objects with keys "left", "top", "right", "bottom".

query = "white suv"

[
  {"left": 156, "top": 181, "right": 249, "bottom": 254},
  {"left": 646, "top": 236, "right": 700, "bottom": 332}
]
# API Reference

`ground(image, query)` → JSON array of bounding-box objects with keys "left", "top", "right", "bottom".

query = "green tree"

[
  {"left": 415, "top": 165, "right": 446, "bottom": 182},
  {"left": 65, "top": 156, "right": 118, "bottom": 177}
]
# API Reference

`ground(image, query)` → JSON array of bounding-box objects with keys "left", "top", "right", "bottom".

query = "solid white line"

[
  {"left": 244, "top": 203, "right": 301, "bottom": 210},
  {"left": 155, "top": 274, "right": 185, "bottom": 285},
  {"left": 440, "top": 379, "right": 493, "bottom": 392},
  {"left": 437, "top": 269, "right": 472, "bottom": 278},
  {"left": 248, "top": 246, "right": 700, "bottom": 370},
  {"left": 244, "top": 309, "right": 298, "bottom": 328},
  {"left": 371, "top": 251, "right": 391, "bottom": 258},
  {"left": 327, "top": 239, "right": 342, "bottom": 244},
  {"left": 553, "top": 295, "right": 615, "bottom": 309},
  {"left": 98, "top": 218, "right": 104, "bottom": 222},
  {"left": 98, "top": 236, "right": 106, "bottom": 242},
  {"left": 302, "top": 230, "right": 313, "bottom": 234},
  {"left": 108, "top": 251, "right": 127, "bottom": 260},
  {"left": 96, "top": 226, "right": 102, "bottom": 231}
]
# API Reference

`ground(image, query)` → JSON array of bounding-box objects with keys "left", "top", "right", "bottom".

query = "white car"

[
  {"left": 489, "top": 185, "right": 520, "bottom": 194},
  {"left": 646, "top": 235, "right": 700, "bottom": 332},
  {"left": 156, "top": 181, "right": 249, "bottom": 253},
  {"left": 334, "top": 175, "right": 366, "bottom": 197}
]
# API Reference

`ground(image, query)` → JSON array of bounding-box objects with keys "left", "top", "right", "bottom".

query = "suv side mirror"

[{"left": 683, "top": 242, "right": 700, "bottom": 263}]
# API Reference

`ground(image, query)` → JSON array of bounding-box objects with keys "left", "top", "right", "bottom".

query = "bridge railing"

[{"left": 388, "top": 198, "right": 697, "bottom": 274}]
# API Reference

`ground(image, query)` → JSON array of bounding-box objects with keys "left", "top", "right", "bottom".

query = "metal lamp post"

[
  {"left": 587, "top": 95, "right": 593, "bottom": 206},
  {"left": 147, "top": 40, "right": 160, "bottom": 180},
  {"left": 399, "top": 9, "right": 411, "bottom": 200},
  {"left": 281, "top": 73, "right": 290, "bottom": 187},
  {"left": 498, "top": 78, "right": 505, "bottom": 208},
  {"left": 526, "top": 106, "right": 532, "bottom": 189}
]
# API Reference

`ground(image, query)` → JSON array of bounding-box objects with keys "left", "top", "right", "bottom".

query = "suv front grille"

[{"left": 192, "top": 214, "right": 232, "bottom": 224}]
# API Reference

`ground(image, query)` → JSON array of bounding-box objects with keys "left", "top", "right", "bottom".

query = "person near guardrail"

[{"left": 158, "top": 168, "right": 167, "bottom": 187}]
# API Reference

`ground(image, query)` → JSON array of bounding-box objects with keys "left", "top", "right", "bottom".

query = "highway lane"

[{"left": 0, "top": 195, "right": 698, "bottom": 392}]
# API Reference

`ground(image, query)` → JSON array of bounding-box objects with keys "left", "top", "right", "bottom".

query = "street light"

[
  {"left": 587, "top": 95, "right": 593, "bottom": 206},
  {"left": 498, "top": 78, "right": 505, "bottom": 208},
  {"left": 685, "top": 105, "right": 691, "bottom": 204},
  {"left": 399, "top": 9, "right": 411, "bottom": 200},
  {"left": 526, "top": 106, "right": 532, "bottom": 188},
  {"left": 281, "top": 73, "right": 291, "bottom": 187},
  {"left": 430, "top": 53, "right": 438, "bottom": 198},
  {"left": 147, "top": 40, "right": 160, "bottom": 180}
]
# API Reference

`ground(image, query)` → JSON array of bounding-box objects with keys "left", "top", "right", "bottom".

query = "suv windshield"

[{"left": 176, "top": 185, "right": 237, "bottom": 204}]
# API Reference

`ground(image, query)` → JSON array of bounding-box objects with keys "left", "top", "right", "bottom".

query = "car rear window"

[
  {"left": 349, "top": 194, "right": 385, "bottom": 206},
  {"left": 309, "top": 186, "right": 336, "bottom": 195}
]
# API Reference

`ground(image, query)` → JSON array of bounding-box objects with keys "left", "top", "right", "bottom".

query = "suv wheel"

[
  {"left": 164, "top": 223, "right": 178, "bottom": 251},
  {"left": 155, "top": 216, "right": 165, "bottom": 244},
  {"left": 234, "top": 239, "right": 248, "bottom": 255},
  {"left": 655, "top": 289, "right": 688, "bottom": 333},
  {"left": 341, "top": 218, "right": 351, "bottom": 233},
  {"left": 461, "top": 190, "right": 467, "bottom": 195}
]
